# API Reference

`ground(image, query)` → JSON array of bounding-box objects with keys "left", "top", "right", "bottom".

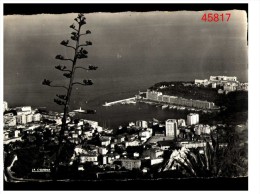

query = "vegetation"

[
  {"left": 163, "top": 125, "right": 248, "bottom": 178},
  {"left": 150, "top": 81, "right": 219, "bottom": 102},
  {"left": 42, "top": 13, "right": 98, "bottom": 177},
  {"left": 149, "top": 81, "right": 248, "bottom": 112}
]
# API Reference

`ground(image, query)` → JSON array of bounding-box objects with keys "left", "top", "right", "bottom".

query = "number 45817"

[{"left": 201, "top": 13, "right": 231, "bottom": 22}]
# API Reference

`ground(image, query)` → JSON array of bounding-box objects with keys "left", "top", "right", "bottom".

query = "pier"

[{"left": 103, "top": 97, "right": 136, "bottom": 107}]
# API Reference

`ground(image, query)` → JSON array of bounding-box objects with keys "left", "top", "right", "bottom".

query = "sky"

[{"left": 3, "top": 11, "right": 248, "bottom": 107}]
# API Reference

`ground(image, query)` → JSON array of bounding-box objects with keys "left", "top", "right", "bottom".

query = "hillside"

[{"left": 149, "top": 81, "right": 248, "bottom": 112}]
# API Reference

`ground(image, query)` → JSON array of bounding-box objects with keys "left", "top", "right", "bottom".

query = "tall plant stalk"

[{"left": 42, "top": 13, "right": 98, "bottom": 178}]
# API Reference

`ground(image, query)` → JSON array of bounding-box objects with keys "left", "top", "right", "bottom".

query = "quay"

[{"left": 103, "top": 97, "right": 136, "bottom": 107}]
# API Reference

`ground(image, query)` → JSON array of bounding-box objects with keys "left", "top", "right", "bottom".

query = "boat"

[
  {"left": 162, "top": 105, "right": 168, "bottom": 109},
  {"left": 128, "top": 100, "right": 136, "bottom": 104}
]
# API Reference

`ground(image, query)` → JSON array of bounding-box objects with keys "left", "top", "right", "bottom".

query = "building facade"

[
  {"left": 121, "top": 159, "right": 141, "bottom": 170},
  {"left": 3, "top": 101, "right": 8, "bottom": 112},
  {"left": 136, "top": 120, "right": 148, "bottom": 128},
  {"left": 146, "top": 90, "right": 215, "bottom": 109},
  {"left": 165, "top": 119, "right": 179, "bottom": 138},
  {"left": 187, "top": 113, "right": 199, "bottom": 126}
]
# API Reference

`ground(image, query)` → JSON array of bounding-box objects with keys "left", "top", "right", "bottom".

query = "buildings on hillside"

[
  {"left": 195, "top": 75, "right": 248, "bottom": 93},
  {"left": 144, "top": 76, "right": 247, "bottom": 110},
  {"left": 3, "top": 105, "right": 43, "bottom": 127},
  {"left": 3, "top": 100, "right": 230, "bottom": 178}
]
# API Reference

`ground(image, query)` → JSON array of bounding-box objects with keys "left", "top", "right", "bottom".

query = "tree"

[{"left": 42, "top": 13, "right": 98, "bottom": 178}]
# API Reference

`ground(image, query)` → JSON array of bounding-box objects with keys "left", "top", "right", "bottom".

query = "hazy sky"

[{"left": 4, "top": 11, "right": 248, "bottom": 106}]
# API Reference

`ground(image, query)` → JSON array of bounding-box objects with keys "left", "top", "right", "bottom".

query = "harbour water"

[{"left": 73, "top": 102, "right": 216, "bottom": 128}]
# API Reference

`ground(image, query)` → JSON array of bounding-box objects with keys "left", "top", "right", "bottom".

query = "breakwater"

[{"left": 103, "top": 97, "right": 136, "bottom": 107}]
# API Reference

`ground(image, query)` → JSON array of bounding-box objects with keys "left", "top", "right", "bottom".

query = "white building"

[
  {"left": 77, "top": 120, "right": 84, "bottom": 126},
  {"left": 146, "top": 90, "right": 162, "bottom": 101},
  {"left": 151, "top": 158, "right": 164, "bottom": 165},
  {"left": 223, "top": 83, "right": 237, "bottom": 92},
  {"left": 139, "top": 129, "right": 152, "bottom": 140},
  {"left": 84, "top": 120, "right": 98, "bottom": 128},
  {"left": 202, "top": 125, "right": 211, "bottom": 134},
  {"left": 16, "top": 106, "right": 32, "bottom": 115},
  {"left": 4, "top": 116, "right": 17, "bottom": 127},
  {"left": 136, "top": 120, "right": 148, "bottom": 128},
  {"left": 165, "top": 119, "right": 179, "bottom": 138},
  {"left": 177, "top": 119, "right": 186, "bottom": 127},
  {"left": 100, "top": 137, "right": 110, "bottom": 146},
  {"left": 96, "top": 126, "right": 103, "bottom": 133},
  {"left": 194, "top": 125, "right": 202, "bottom": 135},
  {"left": 147, "top": 128, "right": 153, "bottom": 136},
  {"left": 32, "top": 113, "right": 41, "bottom": 122},
  {"left": 26, "top": 114, "right": 33, "bottom": 123},
  {"left": 212, "top": 83, "right": 217, "bottom": 88},
  {"left": 3, "top": 101, "right": 8, "bottom": 112},
  {"left": 150, "top": 148, "right": 164, "bottom": 159},
  {"left": 102, "top": 156, "right": 107, "bottom": 165},
  {"left": 129, "top": 122, "right": 135, "bottom": 127},
  {"left": 187, "top": 113, "right": 199, "bottom": 126},
  {"left": 55, "top": 117, "right": 62, "bottom": 125},
  {"left": 209, "top": 76, "right": 237, "bottom": 82},
  {"left": 79, "top": 154, "right": 98, "bottom": 163},
  {"left": 83, "top": 130, "right": 93, "bottom": 139},
  {"left": 14, "top": 129, "right": 20, "bottom": 138},
  {"left": 17, "top": 114, "right": 27, "bottom": 124},
  {"left": 195, "top": 79, "right": 208, "bottom": 85},
  {"left": 98, "top": 147, "right": 108, "bottom": 155},
  {"left": 21, "top": 106, "right": 32, "bottom": 112},
  {"left": 125, "top": 140, "right": 140, "bottom": 148}
]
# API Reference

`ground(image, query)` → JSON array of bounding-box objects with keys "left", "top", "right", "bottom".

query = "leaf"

[
  {"left": 42, "top": 79, "right": 52, "bottom": 86},
  {"left": 60, "top": 40, "right": 69, "bottom": 46},
  {"left": 89, "top": 65, "right": 98, "bottom": 70},
  {"left": 69, "top": 24, "right": 75, "bottom": 29},
  {"left": 63, "top": 73, "right": 71, "bottom": 78},
  {"left": 56, "top": 94, "right": 67, "bottom": 101},
  {"left": 55, "top": 55, "right": 64, "bottom": 60},
  {"left": 85, "top": 41, "right": 92, "bottom": 46},
  {"left": 54, "top": 98, "right": 66, "bottom": 106},
  {"left": 83, "top": 79, "right": 93, "bottom": 85}
]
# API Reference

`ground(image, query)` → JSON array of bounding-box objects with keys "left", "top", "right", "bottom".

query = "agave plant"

[
  {"left": 160, "top": 140, "right": 220, "bottom": 177},
  {"left": 161, "top": 126, "right": 248, "bottom": 178}
]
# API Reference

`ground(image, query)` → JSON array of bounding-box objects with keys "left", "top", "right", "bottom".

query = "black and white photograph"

[{"left": 2, "top": 3, "right": 254, "bottom": 191}]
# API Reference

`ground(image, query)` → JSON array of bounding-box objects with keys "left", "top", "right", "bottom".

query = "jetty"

[
  {"left": 73, "top": 107, "right": 85, "bottom": 113},
  {"left": 103, "top": 97, "right": 136, "bottom": 107}
]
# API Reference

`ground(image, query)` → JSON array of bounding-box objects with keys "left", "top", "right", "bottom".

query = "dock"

[{"left": 103, "top": 97, "right": 136, "bottom": 107}]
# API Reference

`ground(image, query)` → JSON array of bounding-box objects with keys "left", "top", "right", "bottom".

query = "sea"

[{"left": 4, "top": 70, "right": 247, "bottom": 128}]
